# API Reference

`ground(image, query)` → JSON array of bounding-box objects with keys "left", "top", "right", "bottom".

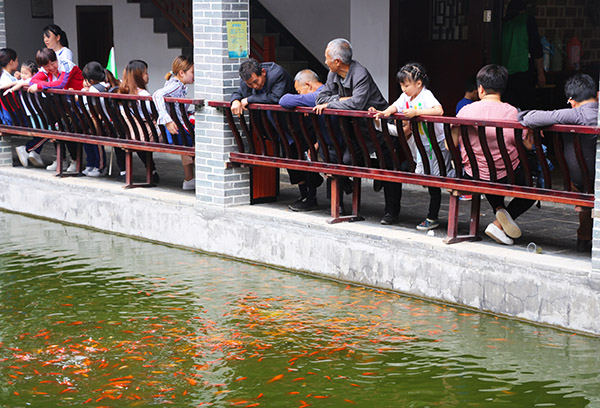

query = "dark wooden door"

[
  {"left": 389, "top": 0, "right": 502, "bottom": 114},
  {"left": 76, "top": 6, "right": 114, "bottom": 69}
]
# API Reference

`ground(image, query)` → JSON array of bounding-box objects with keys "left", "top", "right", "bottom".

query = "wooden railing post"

[{"left": 263, "top": 35, "right": 276, "bottom": 62}]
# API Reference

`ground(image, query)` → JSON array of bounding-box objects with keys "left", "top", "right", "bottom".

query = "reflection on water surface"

[{"left": 1, "top": 211, "right": 599, "bottom": 407}]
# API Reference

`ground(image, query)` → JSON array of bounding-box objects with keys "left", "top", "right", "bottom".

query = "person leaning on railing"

[
  {"left": 451, "top": 64, "right": 535, "bottom": 246},
  {"left": 152, "top": 55, "right": 195, "bottom": 191},
  {"left": 230, "top": 57, "right": 293, "bottom": 117},
  {"left": 0, "top": 48, "right": 19, "bottom": 126},
  {"left": 518, "top": 73, "right": 599, "bottom": 252},
  {"left": 79, "top": 61, "right": 120, "bottom": 177},
  {"left": 11, "top": 47, "right": 84, "bottom": 172},
  {"left": 313, "top": 38, "right": 402, "bottom": 226},
  {"left": 115, "top": 59, "right": 159, "bottom": 184},
  {"left": 278, "top": 69, "right": 327, "bottom": 212}
]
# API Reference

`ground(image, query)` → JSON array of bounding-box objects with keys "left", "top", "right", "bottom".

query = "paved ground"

[{"left": 9, "top": 136, "right": 586, "bottom": 259}]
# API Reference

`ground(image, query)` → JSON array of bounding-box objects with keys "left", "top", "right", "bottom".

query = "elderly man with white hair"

[{"left": 314, "top": 38, "right": 403, "bottom": 225}]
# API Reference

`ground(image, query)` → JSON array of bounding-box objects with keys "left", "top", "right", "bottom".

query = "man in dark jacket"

[
  {"left": 518, "top": 73, "right": 598, "bottom": 252},
  {"left": 314, "top": 38, "right": 403, "bottom": 225},
  {"left": 230, "top": 58, "right": 293, "bottom": 116}
]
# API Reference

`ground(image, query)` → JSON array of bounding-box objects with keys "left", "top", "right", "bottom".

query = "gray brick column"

[
  {"left": 594, "top": 102, "right": 600, "bottom": 270},
  {"left": 0, "top": 0, "right": 10, "bottom": 168},
  {"left": 193, "top": 0, "right": 250, "bottom": 206}
]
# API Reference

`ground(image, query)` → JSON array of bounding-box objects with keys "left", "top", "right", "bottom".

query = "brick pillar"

[
  {"left": 594, "top": 93, "right": 600, "bottom": 271},
  {"left": 0, "top": 0, "right": 10, "bottom": 168},
  {"left": 193, "top": 0, "right": 250, "bottom": 206}
]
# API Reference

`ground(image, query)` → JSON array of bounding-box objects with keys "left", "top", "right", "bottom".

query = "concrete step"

[
  {"left": 154, "top": 15, "right": 175, "bottom": 33},
  {"left": 168, "top": 31, "right": 190, "bottom": 48},
  {"left": 181, "top": 46, "right": 193, "bottom": 57},
  {"left": 139, "top": 0, "right": 161, "bottom": 18}
]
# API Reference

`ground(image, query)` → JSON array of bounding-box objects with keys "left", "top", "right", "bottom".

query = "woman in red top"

[
  {"left": 29, "top": 47, "right": 83, "bottom": 92},
  {"left": 12, "top": 48, "right": 84, "bottom": 171}
]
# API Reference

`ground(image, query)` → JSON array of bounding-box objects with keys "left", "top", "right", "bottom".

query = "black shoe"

[
  {"left": 577, "top": 239, "right": 592, "bottom": 253},
  {"left": 152, "top": 171, "right": 160, "bottom": 184},
  {"left": 289, "top": 197, "right": 318, "bottom": 212},
  {"left": 373, "top": 179, "right": 383, "bottom": 192},
  {"left": 290, "top": 196, "right": 306, "bottom": 207},
  {"left": 380, "top": 213, "right": 400, "bottom": 225}
]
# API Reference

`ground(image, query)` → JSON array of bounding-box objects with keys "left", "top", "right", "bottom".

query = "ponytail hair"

[
  {"left": 166, "top": 55, "right": 193, "bottom": 80},
  {"left": 0, "top": 48, "right": 17, "bottom": 68},
  {"left": 105, "top": 69, "right": 120, "bottom": 88},
  {"left": 43, "top": 24, "right": 69, "bottom": 48},
  {"left": 397, "top": 62, "right": 430, "bottom": 88}
]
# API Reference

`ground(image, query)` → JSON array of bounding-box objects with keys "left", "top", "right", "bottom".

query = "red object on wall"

[{"left": 566, "top": 36, "right": 582, "bottom": 70}]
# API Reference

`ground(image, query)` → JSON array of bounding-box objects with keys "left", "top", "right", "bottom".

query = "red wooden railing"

[
  {"left": 209, "top": 101, "right": 598, "bottom": 237},
  {"left": 152, "top": 0, "right": 193, "bottom": 45}
]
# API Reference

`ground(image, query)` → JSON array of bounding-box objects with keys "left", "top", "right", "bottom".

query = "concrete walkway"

[{"left": 8, "top": 136, "right": 585, "bottom": 259}]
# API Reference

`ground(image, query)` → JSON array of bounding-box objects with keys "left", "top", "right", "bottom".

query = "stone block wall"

[
  {"left": 531, "top": 0, "right": 600, "bottom": 68},
  {"left": 193, "top": 0, "right": 250, "bottom": 206}
]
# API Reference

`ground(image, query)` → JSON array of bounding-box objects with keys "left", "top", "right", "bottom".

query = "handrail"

[
  {"left": 42, "top": 88, "right": 203, "bottom": 105},
  {"left": 151, "top": 0, "right": 193, "bottom": 45},
  {"left": 207, "top": 101, "right": 600, "bottom": 135},
  {"left": 210, "top": 99, "right": 597, "bottom": 235}
]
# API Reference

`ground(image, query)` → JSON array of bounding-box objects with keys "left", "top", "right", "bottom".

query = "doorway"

[
  {"left": 76, "top": 6, "right": 114, "bottom": 68},
  {"left": 389, "top": 0, "right": 503, "bottom": 112}
]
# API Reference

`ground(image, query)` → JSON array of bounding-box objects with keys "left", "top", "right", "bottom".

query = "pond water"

[{"left": 1, "top": 211, "right": 600, "bottom": 407}]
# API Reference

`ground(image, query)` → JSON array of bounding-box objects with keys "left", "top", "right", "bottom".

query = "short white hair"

[
  {"left": 294, "top": 69, "right": 319, "bottom": 84},
  {"left": 326, "top": 38, "right": 352, "bottom": 65}
]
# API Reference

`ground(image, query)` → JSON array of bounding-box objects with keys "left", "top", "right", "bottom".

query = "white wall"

[
  {"left": 53, "top": 0, "right": 181, "bottom": 92},
  {"left": 258, "top": 0, "right": 350, "bottom": 63},
  {"left": 257, "top": 0, "right": 389, "bottom": 99},
  {"left": 350, "top": 0, "right": 389, "bottom": 98},
  {"left": 5, "top": 0, "right": 52, "bottom": 62}
]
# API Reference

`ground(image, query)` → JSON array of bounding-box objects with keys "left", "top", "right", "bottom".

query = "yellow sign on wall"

[{"left": 227, "top": 21, "right": 248, "bottom": 59}]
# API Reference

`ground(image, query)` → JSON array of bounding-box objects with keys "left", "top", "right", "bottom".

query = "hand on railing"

[
  {"left": 231, "top": 99, "right": 249, "bottom": 116},
  {"left": 2, "top": 80, "right": 28, "bottom": 96},
  {"left": 522, "top": 129, "right": 535, "bottom": 151}
]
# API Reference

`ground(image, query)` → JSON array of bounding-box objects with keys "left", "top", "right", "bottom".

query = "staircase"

[
  {"left": 250, "top": 0, "right": 328, "bottom": 81},
  {"left": 126, "top": 0, "right": 328, "bottom": 80},
  {"left": 127, "top": 0, "right": 193, "bottom": 56}
]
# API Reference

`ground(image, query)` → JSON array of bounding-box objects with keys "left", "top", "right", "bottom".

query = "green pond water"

[{"left": 1, "top": 211, "right": 600, "bottom": 407}]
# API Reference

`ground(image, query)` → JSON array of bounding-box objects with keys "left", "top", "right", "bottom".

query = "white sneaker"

[
  {"left": 28, "top": 151, "right": 44, "bottom": 168},
  {"left": 15, "top": 146, "right": 29, "bottom": 167},
  {"left": 182, "top": 178, "right": 195, "bottom": 190},
  {"left": 86, "top": 167, "right": 102, "bottom": 177},
  {"left": 495, "top": 208, "right": 521, "bottom": 239},
  {"left": 46, "top": 160, "right": 65, "bottom": 171},
  {"left": 66, "top": 161, "right": 77, "bottom": 173},
  {"left": 82, "top": 166, "right": 93, "bottom": 176},
  {"left": 485, "top": 223, "right": 513, "bottom": 245}
]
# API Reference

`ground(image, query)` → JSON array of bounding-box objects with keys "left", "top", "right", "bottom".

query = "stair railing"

[
  {"left": 152, "top": 0, "right": 193, "bottom": 45},
  {"left": 250, "top": 35, "right": 275, "bottom": 62}
]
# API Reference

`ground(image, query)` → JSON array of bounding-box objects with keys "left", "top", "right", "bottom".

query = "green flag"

[{"left": 106, "top": 47, "right": 118, "bottom": 79}]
